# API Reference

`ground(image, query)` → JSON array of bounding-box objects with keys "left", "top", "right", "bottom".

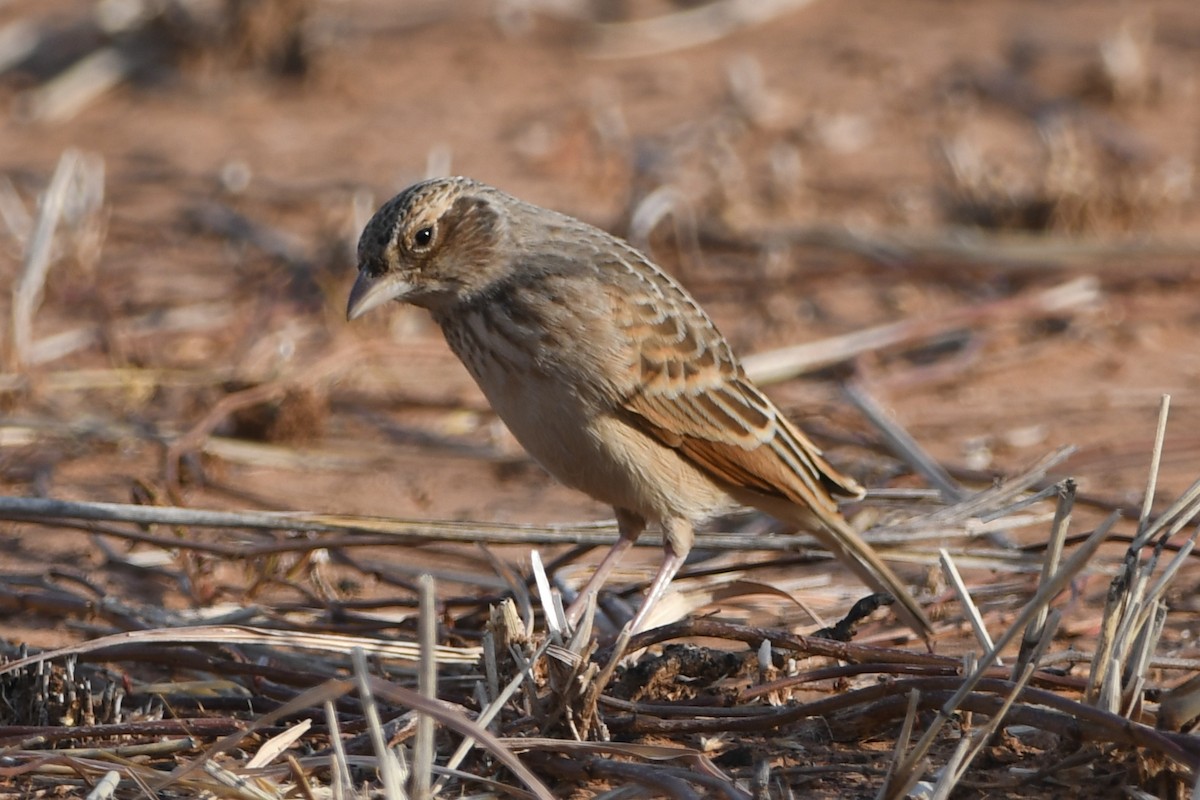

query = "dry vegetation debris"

[{"left": 0, "top": 1, "right": 1199, "bottom": 797}]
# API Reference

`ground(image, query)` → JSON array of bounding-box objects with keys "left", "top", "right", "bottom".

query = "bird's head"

[{"left": 346, "top": 177, "right": 509, "bottom": 320}]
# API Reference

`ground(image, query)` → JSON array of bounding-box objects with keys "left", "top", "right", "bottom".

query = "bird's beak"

[{"left": 346, "top": 269, "right": 414, "bottom": 321}]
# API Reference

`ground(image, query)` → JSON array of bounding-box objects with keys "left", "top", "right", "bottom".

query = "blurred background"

[{"left": 1, "top": 0, "right": 1199, "bottom": 643}]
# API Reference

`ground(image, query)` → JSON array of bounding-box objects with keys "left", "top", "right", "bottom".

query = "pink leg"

[
  {"left": 627, "top": 516, "right": 695, "bottom": 633},
  {"left": 564, "top": 510, "right": 645, "bottom": 627},
  {"left": 626, "top": 545, "right": 687, "bottom": 634}
]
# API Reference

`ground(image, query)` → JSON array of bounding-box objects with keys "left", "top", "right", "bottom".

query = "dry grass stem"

[
  {"left": 1138, "top": 395, "right": 1171, "bottom": 532},
  {"left": 8, "top": 149, "right": 93, "bottom": 369},
  {"left": 847, "top": 380, "right": 967, "bottom": 504},
  {"left": 1014, "top": 480, "right": 1074, "bottom": 678},
  {"left": 890, "top": 512, "right": 1119, "bottom": 786},
  {"left": 4, "top": 8, "right": 1200, "bottom": 796},
  {"left": 17, "top": 48, "right": 134, "bottom": 122},
  {"left": 588, "top": 0, "right": 818, "bottom": 59},
  {"left": 737, "top": 225, "right": 1200, "bottom": 273},
  {"left": 938, "top": 549, "right": 999, "bottom": 665},
  {"left": 741, "top": 277, "right": 1099, "bottom": 385},
  {"left": 352, "top": 648, "right": 407, "bottom": 798},
  {"left": 413, "top": 574, "right": 437, "bottom": 798}
]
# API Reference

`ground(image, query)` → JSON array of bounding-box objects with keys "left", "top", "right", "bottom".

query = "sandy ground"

[{"left": 0, "top": 1, "right": 1199, "bottom": 795}]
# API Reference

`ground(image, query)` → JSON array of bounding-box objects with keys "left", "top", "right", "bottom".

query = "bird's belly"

[{"left": 473, "top": 367, "right": 730, "bottom": 524}]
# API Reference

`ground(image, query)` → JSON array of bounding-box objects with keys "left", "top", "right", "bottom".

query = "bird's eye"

[{"left": 412, "top": 226, "right": 434, "bottom": 249}]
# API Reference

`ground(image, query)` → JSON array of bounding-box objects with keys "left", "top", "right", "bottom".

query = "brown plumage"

[{"left": 347, "top": 176, "right": 932, "bottom": 639}]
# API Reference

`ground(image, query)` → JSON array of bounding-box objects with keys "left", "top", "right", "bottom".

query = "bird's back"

[{"left": 439, "top": 200, "right": 866, "bottom": 518}]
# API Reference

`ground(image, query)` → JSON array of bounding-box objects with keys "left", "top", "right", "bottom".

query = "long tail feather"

[{"left": 733, "top": 490, "right": 933, "bottom": 641}]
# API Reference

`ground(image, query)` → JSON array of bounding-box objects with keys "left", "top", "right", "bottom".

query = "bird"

[{"left": 346, "top": 176, "right": 932, "bottom": 639}]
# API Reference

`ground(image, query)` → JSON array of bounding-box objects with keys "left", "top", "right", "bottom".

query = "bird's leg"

[
  {"left": 564, "top": 509, "right": 645, "bottom": 627},
  {"left": 626, "top": 517, "right": 694, "bottom": 634}
]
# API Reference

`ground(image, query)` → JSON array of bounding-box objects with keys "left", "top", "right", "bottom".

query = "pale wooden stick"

[
  {"left": 590, "top": 0, "right": 817, "bottom": 59},
  {"left": 742, "top": 277, "right": 1099, "bottom": 385},
  {"left": 17, "top": 47, "right": 134, "bottom": 122},
  {"left": 412, "top": 574, "right": 437, "bottom": 798},
  {"left": 8, "top": 149, "right": 79, "bottom": 369}
]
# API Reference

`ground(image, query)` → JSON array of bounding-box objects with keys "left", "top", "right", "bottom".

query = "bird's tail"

[{"left": 735, "top": 490, "right": 934, "bottom": 642}]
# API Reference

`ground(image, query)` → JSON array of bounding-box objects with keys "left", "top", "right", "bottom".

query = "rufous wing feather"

[
  {"left": 608, "top": 271, "right": 932, "bottom": 638},
  {"left": 623, "top": 384, "right": 932, "bottom": 639}
]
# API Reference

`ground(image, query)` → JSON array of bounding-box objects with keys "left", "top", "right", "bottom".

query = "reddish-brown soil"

[{"left": 1, "top": 1, "right": 1198, "bottom": 796}]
